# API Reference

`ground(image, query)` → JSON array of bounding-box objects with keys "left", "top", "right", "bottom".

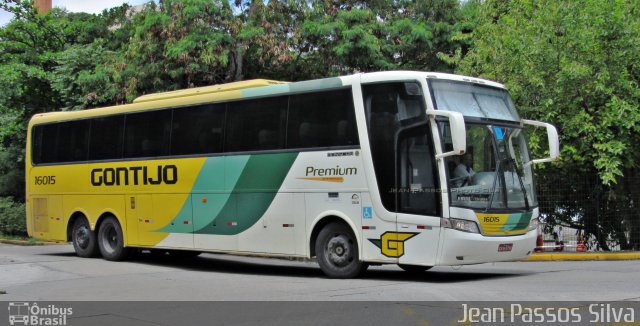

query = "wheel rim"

[
  {"left": 75, "top": 224, "right": 91, "bottom": 250},
  {"left": 101, "top": 224, "right": 118, "bottom": 254},
  {"left": 325, "top": 234, "right": 353, "bottom": 268}
]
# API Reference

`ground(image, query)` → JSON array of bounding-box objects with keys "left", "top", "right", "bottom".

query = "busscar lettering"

[{"left": 91, "top": 165, "right": 178, "bottom": 186}]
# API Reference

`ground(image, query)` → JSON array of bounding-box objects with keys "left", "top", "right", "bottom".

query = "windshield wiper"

[
  {"left": 485, "top": 157, "right": 530, "bottom": 211},
  {"left": 485, "top": 159, "right": 502, "bottom": 211},
  {"left": 508, "top": 157, "right": 530, "bottom": 211}
]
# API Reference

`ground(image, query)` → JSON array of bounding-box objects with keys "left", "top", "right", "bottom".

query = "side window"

[
  {"left": 89, "top": 115, "right": 124, "bottom": 160},
  {"left": 225, "top": 96, "right": 287, "bottom": 152},
  {"left": 33, "top": 121, "right": 89, "bottom": 164},
  {"left": 363, "top": 82, "right": 427, "bottom": 212},
  {"left": 287, "top": 89, "right": 358, "bottom": 148},
  {"left": 171, "top": 104, "right": 225, "bottom": 155},
  {"left": 124, "top": 110, "right": 172, "bottom": 158},
  {"left": 32, "top": 124, "right": 57, "bottom": 164},
  {"left": 56, "top": 120, "right": 89, "bottom": 162}
]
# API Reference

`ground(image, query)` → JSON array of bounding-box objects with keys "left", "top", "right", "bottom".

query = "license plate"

[{"left": 498, "top": 243, "right": 513, "bottom": 252}]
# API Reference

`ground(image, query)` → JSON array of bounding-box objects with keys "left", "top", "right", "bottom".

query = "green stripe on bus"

[
  {"left": 156, "top": 156, "right": 251, "bottom": 233},
  {"left": 289, "top": 77, "right": 343, "bottom": 93},
  {"left": 241, "top": 84, "right": 290, "bottom": 98},
  {"left": 194, "top": 152, "right": 298, "bottom": 235},
  {"left": 157, "top": 153, "right": 298, "bottom": 235},
  {"left": 500, "top": 211, "right": 532, "bottom": 231}
]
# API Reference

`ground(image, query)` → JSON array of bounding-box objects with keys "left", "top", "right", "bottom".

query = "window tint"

[
  {"left": 57, "top": 120, "right": 89, "bottom": 162},
  {"left": 32, "top": 124, "right": 56, "bottom": 164},
  {"left": 287, "top": 89, "right": 358, "bottom": 148},
  {"left": 225, "top": 96, "right": 287, "bottom": 152},
  {"left": 89, "top": 115, "right": 124, "bottom": 160},
  {"left": 124, "top": 110, "right": 172, "bottom": 158},
  {"left": 397, "top": 126, "right": 439, "bottom": 216},
  {"left": 32, "top": 121, "right": 89, "bottom": 164},
  {"left": 363, "top": 82, "right": 427, "bottom": 212},
  {"left": 171, "top": 104, "right": 225, "bottom": 155}
]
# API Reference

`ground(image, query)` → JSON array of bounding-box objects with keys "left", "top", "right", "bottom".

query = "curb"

[
  {"left": 0, "top": 239, "right": 60, "bottom": 246},
  {"left": 524, "top": 252, "right": 640, "bottom": 261}
]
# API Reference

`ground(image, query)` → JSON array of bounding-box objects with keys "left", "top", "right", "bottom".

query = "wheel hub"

[
  {"left": 75, "top": 226, "right": 90, "bottom": 249},
  {"left": 326, "top": 235, "right": 352, "bottom": 267},
  {"left": 101, "top": 225, "right": 118, "bottom": 254}
]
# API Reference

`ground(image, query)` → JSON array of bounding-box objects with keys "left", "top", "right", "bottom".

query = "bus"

[{"left": 26, "top": 71, "right": 559, "bottom": 278}]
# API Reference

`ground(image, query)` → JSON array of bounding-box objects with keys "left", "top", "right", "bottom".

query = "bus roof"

[
  {"left": 132, "top": 79, "right": 286, "bottom": 103},
  {"left": 28, "top": 71, "right": 506, "bottom": 126}
]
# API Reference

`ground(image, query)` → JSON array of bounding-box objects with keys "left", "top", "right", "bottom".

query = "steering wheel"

[{"left": 449, "top": 175, "right": 471, "bottom": 187}]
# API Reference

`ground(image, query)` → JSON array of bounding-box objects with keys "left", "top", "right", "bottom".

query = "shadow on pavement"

[{"left": 42, "top": 250, "right": 530, "bottom": 283}]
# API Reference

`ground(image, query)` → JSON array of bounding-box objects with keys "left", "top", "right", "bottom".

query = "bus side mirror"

[
  {"left": 427, "top": 110, "right": 466, "bottom": 159},
  {"left": 522, "top": 119, "right": 560, "bottom": 165}
]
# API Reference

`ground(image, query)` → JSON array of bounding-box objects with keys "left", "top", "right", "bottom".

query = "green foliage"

[
  {"left": 0, "top": 197, "right": 26, "bottom": 236},
  {"left": 300, "top": 0, "right": 462, "bottom": 76},
  {"left": 457, "top": 0, "right": 640, "bottom": 249},
  {"left": 301, "top": 4, "right": 389, "bottom": 75},
  {"left": 119, "top": 0, "right": 235, "bottom": 98},
  {"left": 458, "top": 0, "right": 640, "bottom": 186}
]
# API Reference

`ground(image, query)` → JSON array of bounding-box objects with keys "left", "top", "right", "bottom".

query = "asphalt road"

[{"left": 1, "top": 243, "right": 639, "bottom": 302}]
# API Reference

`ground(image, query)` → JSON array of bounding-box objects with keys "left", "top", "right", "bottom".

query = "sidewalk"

[
  {"left": 525, "top": 252, "right": 640, "bottom": 261},
  {"left": 0, "top": 239, "right": 60, "bottom": 246}
]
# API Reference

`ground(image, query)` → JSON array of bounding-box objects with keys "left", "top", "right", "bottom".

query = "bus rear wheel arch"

[
  {"left": 97, "top": 215, "right": 132, "bottom": 261},
  {"left": 315, "top": 221, "right": 368, "bottom": 278},
  {"left": 70, "top": 214, "right": 99, "bottom": 258}
]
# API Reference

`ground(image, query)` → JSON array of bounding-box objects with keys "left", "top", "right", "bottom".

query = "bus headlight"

[
  {"left": 528, "top": 218, "right": 539, "bottom": 231},
  {"left": 441, "top": 218, "right": 480, "bottom": 234}
]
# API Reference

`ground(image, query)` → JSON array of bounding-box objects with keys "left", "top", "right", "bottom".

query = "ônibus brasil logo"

[{"left": 8, "top": 302, "right": 72, "bottom": 326}]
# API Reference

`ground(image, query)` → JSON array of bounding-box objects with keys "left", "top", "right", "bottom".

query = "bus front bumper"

[{"left": 437, "top": 228, "right": 537, "bottom": 265}]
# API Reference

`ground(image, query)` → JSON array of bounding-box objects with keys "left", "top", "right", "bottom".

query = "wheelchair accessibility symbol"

[{"left": 362, "top": 207, "right": 372, "bottom": 219}]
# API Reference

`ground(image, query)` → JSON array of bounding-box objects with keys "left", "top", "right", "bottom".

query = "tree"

[
  {"left": 116, "top": 0, "right": 235, "bottom": 99},
  {"left": 456, "top": 0, "right": 640, "bottom": 249},
  {"left": 0, "top": 1, "right": 117, "bottom": 199}
]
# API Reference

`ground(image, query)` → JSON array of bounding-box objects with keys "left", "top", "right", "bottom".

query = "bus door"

[{"left": 395, "top": 124, "right": 441, "bottom": 266}]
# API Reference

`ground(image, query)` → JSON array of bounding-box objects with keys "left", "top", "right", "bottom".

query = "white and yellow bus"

[{"left": 26, "top": 71, "right": 559, "bottom": 278}]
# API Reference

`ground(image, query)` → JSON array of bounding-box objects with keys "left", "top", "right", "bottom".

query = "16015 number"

[{"left": 35, "top": 176, "right": 56, "bottom": 185}]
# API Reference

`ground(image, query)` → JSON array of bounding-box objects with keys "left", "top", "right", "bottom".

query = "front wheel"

[
  {"left": 315, "top": 222, "right": 368, "bottom": 278},
  {"left": 97, "top": 216, "right": 131, "bottom": 261},
  {"left": 71, "top": 217, "right": 99, "bottom": 258}
]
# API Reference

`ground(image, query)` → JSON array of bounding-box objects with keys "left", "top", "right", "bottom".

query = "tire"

[
  {"left": 97, "top": 216, "right": 131, "bottom": 261},
  {"left": 398, "top": 264, "right": 433, "bottom": 273},
  {"left": 315, "top": 222, "right": 368, "bottom": 278},
  {"left": 71, "top": 217, "right": 99, "bottom": 258}
]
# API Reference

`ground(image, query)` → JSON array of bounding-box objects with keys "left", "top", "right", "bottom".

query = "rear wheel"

[
  {"left": 71, "top": 217, "right": 99, "bottom": 258},
  {"left": 315, "top": 222, "right": 368, "bottom": 278},
  {"left": 97, "top": 216, "right": 131, "bottom": 261},
  {"left": 398, "top": 264, "right": 432, "bottom": 273}
]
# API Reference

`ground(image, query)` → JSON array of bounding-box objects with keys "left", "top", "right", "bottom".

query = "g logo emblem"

[{"left": 368, "top": 232, "right": 418, "bottom": 257}]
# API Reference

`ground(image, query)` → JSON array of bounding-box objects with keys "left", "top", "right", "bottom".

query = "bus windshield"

[
  {"left": 429, "top": 79, "right": 520, "bottom": 122},
  {"left": 430, "top": 80, "right": 537, "bottom": 210},
  {"left": 441, "top": 124, "right": 536, "bottom": 210}
]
